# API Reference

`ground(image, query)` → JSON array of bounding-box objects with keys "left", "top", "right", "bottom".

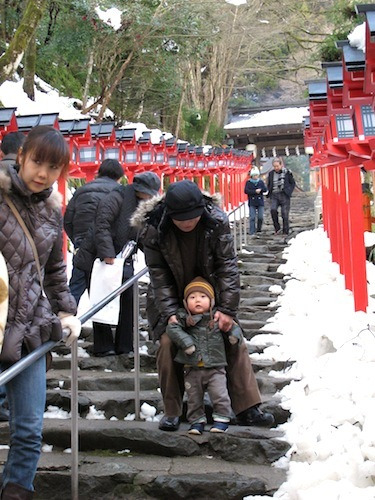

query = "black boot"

[
  {"left": 1, "top": 483, "right": 33, "bottom": 500},
  {"left": 236, "top": 404, "right": 275, "bottom": 427}
]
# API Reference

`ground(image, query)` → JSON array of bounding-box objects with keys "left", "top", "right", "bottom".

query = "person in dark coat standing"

[
  {"left": 88, "top": 172, "right": 161, "bottom": 357},
  {"left": 63, "top": 159, "right": 124, "bottom": 305},
  {"left": 131, "top": 180, "right": 274, "bottom": 432},
  {"left": 267, "top": 157, "right": 296, "bottom": 235},
  {"left": 244, "top": 166, "right": 268, "bottom": 235},
  {"left": 0, "top": 132, "right": 25, "bottom": 170}
]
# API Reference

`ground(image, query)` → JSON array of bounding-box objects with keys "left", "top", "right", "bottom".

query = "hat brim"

[
  {"left": 134, "top": 186, "right": 159, "bottom": 197},
  {"left": 168, "top": 206, "right": 204, "bottom": 221}
]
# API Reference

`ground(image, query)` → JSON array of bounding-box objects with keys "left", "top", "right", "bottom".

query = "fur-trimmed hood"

[
  {"left": 130, "top": 190, "right": 222, "bottom": 230},
  {"left": 0, "top": 164, "right": 62, "bottom": 211}
]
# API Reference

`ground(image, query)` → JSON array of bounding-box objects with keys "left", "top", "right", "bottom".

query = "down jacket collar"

[
  {"left": 130, "top": 191, "right": 223, "bottom": 233},
  {"left": 0, "top": 165, "right": 62, "bottom": 209}
]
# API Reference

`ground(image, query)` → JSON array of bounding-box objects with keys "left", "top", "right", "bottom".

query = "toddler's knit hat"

[
  {"left": 184, "top": 277, "right": 215, "bottom": 302},
  {"left": 250, "top": 167, "right": 260, "bottom": 177},
  {"left": 183, "top": 277, "right": 215, "bottom": 326}
]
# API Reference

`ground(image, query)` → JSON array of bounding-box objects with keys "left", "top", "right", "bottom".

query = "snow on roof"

[
  {"left": 348, "top": 22, "right": 366, "bottom": 53},
  {"left": 118, "top": 122, "right": 173, "bottom": 144},
  {"left": 224, "top": 106, "right": 308, "bottom": 130},
  {"left": 0, "top": 79, "right": 89, "bottom": 120}
]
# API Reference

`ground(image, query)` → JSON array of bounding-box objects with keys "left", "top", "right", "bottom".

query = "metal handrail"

[
  {"left": 228, "top": 202, "right": 248, "bottom": 252},
  {"left": 0, "top": 206, "right": 249, "bottom": 498},
  {"left": 0, "top": 266, "right": 149, "bottom": 500}
]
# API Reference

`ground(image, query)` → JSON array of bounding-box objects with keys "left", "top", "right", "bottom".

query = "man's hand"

[
  {"left": 104, "top": 257, "right": 115, "bottom": 265},
  {"left": 214, "top": 311, "right": 233, "bottom": 332},
  {"left": 168, "top": 315, "right": 178, "bottom": 324}
]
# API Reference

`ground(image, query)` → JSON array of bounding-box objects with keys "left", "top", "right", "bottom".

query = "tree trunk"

[
  {"left": 175, "top": 79, "right": 186, "bottom": 138},
  {"left": 95, "top": 50, "right": 134, "bottom": 121},
  {"left": 0, "top": 0, "right": 47, "bottom": 85},
  {"left": 82, "top": 47, "right": 95, "bottom": 109},
  {"left": 23, "top": 32, "right": 36, "bottom": 100}
]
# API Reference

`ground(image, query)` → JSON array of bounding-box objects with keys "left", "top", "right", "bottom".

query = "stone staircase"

[{"left": 0, "top": 192, "right": 316, "bottom": 499}]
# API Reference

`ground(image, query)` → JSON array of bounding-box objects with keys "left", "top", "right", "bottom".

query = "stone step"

[
  {"left": 45, "top": 389, "right": 162, "bottom": 418},
  {"left": 242, "top": 328, "right": 281, "bottom": 341},
  {"left": 0, "top": 419, "right": 290, "bottom": 466},
  {"left": 51, "top": 352, "right": 157, "bottom": 372},
  {"left": 239, "top": 295, "right": 275, "bottom": 307},
  {"left": 240, "top": 284, "right": 283, "bottom": 295},
  {"left": 240, "top": 275, "right": 283, "bottom": 286},
  {"left": 238, "top": 309, "right": 275, "bottom": 321},
  {"left": 0, "top": 448, "right": 287, "bottom": 499},
  {"left": 46, "top": 370, "right": 160, "bottom": 391}
]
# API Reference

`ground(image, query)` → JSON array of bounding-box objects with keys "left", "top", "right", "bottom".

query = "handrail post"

[
  {"left": 233, "top": 210, "right": 237, "bottom": 251},
  {"left": 133, "top": 279, "right": 141, "bottom": 420},
  {"left": 239, "top": 205, "right": 243, "bottom": 252},
  {"left": 71, "top": 337, "right": 79, "bottom": 500},
  {"left": 243, "top": 203, "right": 247, "bottom": 246}
]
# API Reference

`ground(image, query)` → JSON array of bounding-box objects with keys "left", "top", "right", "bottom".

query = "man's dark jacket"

[
  {"left": 267, "top": 169, "right": 295, "bottom": 198},
  {"left": 64, "top": 176, "right": 119, "bottom": 247},
  {"left": 130, "top": 193, "right": 240, "bottom": 341}
]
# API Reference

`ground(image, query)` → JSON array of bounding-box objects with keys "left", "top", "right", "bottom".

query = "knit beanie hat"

[
  {"left": 250, "top": 167, "right": 260, "bottom": 177},
  {"left": 183, "top": 277, "right": 215, "bottom": 326},
  {"left": 184, "top": 276, "right": 215, "bottom": 303},
  {"left": 165, "top": 180, "right": 205, "bottom": 221}
]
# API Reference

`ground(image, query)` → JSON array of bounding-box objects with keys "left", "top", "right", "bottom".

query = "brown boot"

[{"left": 1, "top": 483, "right": 33, "bottom": 500}]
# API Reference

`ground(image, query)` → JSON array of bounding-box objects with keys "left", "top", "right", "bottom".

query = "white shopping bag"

[{"left": 89, "top": 258, "right": 124, "bottom": 325}]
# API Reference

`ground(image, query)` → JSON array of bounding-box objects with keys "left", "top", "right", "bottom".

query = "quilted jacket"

[
  {"left": 166, "top": 308, "right": 243, "bottom": 367},
  {"left": 74, "top": 184, "right": 139, "bottom": 272},
  {"left": 131, "top": 193, "right": 240, "bottom": 341},
  {"left": 63, "top": 176, "right": 120, "bottom": 247},
  {"left": 0, "top": 165, "right": 76, "bottom": 363}
]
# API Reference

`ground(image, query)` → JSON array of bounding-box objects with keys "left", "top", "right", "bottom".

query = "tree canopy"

[{"left": 0, "top": 0, "right": 361, "bottom": 144}]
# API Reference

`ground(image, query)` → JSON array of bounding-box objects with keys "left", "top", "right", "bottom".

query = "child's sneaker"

[
  {"left": 210, "top": 422, "right": 228, "bottom": 433},
  {"left": 188, "top": 422, "right": 205, "bottom": 435}
]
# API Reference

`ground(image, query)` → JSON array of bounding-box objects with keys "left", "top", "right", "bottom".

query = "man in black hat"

[{"left": 132, "top": 179, "right": 274, "bottom": 431}]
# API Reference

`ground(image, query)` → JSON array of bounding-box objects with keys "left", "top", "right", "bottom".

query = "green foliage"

[
  {"left": 182, "top": 108, "right": 224, "bottom": 145},
  {"left": 284, "top": 155, "right": 311, "bottom": 191},
  {"left": 35, "top": 1, "right": 96, "bottom": 96},
  {"left": 319, "top": 0, "right": 362, "bottom": 62}
]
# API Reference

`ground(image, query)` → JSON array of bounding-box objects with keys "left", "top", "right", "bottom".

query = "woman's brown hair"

[{"left": 21, "top": 126, "right": 71, "bottom": 178}]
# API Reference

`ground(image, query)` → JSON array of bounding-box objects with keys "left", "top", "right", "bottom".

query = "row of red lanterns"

[
  {"left": 0, "top": 108, "right": 252, "bottom": 211},
  {"left": 304, "top": 4, "right": 375, "bottom": 312}
]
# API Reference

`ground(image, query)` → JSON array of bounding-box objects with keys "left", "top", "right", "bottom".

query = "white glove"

[
  {"left": 185, "top": 345, "right": 196, "bottom": 355},
  {"left": 228, "top": 334, "right": 239, "bottom": 345},
  {"left": 58, "top": 312, "right": 81, "bottom": 346}
]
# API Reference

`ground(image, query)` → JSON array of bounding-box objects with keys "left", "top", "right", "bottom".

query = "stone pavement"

[{"left": 0, "top": 191, "right": 316, "bottom": 499}]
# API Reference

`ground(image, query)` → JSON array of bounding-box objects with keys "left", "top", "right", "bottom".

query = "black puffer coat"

[
  {"left": 74, "top": 184, "right": 139, "bottom": 271},
  {"left": 63, "top": 176, "right": 120, "bottom": 247},
  {"left": 131, "top": 194, "right": 240, "bottom": 341},
  {"left": 95, "top": 184, "right": 139, "bottom": 259},
  {"left": 0, "top": 165, "right": 76, "bottom": 363}
]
